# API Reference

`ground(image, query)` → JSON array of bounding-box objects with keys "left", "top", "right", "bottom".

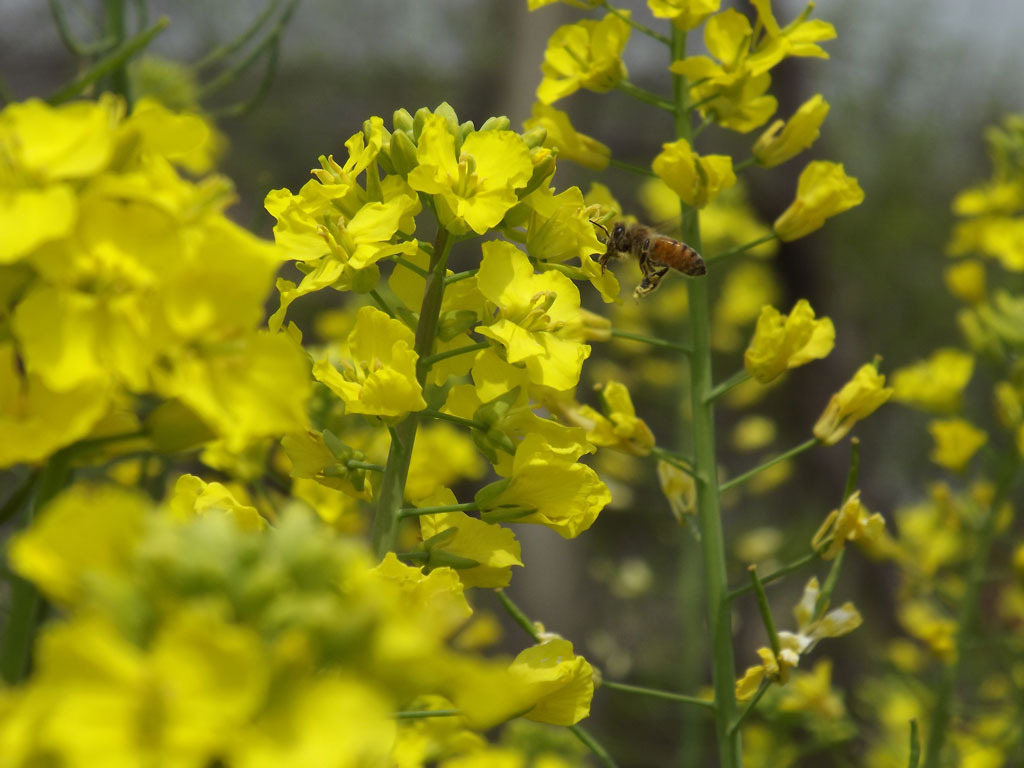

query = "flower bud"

[
  {"left": 480, "top": 115, "right": 511, "bottom": 132},
  {"left": 520, "top": 125, "right": 548, "bottom": 149},
  {"left": 393, "top": 108, "right": 414, "bottom": 133},
  {"left": 388, "top": 128, "right": 419, "bottom": 176}
]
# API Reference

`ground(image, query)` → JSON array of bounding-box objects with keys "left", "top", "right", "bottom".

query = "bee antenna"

[{"left": 590, "top": 219, "right": 610, "bottom": 238}]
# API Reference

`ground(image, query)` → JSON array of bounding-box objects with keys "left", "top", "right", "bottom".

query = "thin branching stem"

[
  {"left": 602, "top": 680, "right": 715, "bottom": 710},
  {"left": 600, "top": 0, "right": 671, "bottom": 45},
  {"left": 719, "top": 437, "right": 819, "bottom": 493},
  {"left": 610, "top": 328, "right": 691, "bottom": 354}
]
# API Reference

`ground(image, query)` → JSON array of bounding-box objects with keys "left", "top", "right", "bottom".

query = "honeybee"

[{"left": 594, "top": 220, "right": 706, "bottom": 298}]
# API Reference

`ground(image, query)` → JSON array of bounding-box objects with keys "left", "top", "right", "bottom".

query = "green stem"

[
  {"left": 570, "top": 724, "right": 619, "bottom": 768},
  {"left": 421, "top": 408, "right": 488, "bottom": 432},
  {"left": 748, "top": 566, "right": 781, "bottom": 658},
  {"left": 729, "top": 681, "right": 770, "bottom": 736},
  {"left": 733, "top": 157, "right": 757, "bottom": 172},
  {"left": 726, "top": 550, "right": 819, "bottom": 601},
  {"left": 371, "top": 227, "right": 453, "bottom": 558},
  {"left": 908, "top": 720, "right": 921, "bottom": 768},
  {"left": 602, "top": 680, "right": 715, "bottom": 710},
  {"left": 368, "top": 288, "right": 396, "bottom": 317},
  {"left": 0, "top": 471, "right": 39, "bottom": 527},
  {"left": 0, "top": 452, "right": 72, "bottom": 683},
  {"left": 707, "top": 232, "right": 779, "bottom": 265},
  {"left": 615, "top": 80, "right": 675, "bottom": 112},
  {"left": 922, "top": 459, "right": 1019, "bottom": 768},
  {"left": 48, "top": 16, "right": 168, "bottom": 104},
  {"left": 196, "top": 0, "right": 298, "bottom": 102},
  {"left": 394, "top": 709, "right": 461, "bottom": 720},
  {"left": 814, "top": 549, "right": 845, "bottom": 619},
  {"left": 444, "top": 269, "right": 477, "bottom": 285},
  {"left": 398, "top": 502, "right": 478, "bottom": 519},
  {"left": 495, "top": 589, "right": 542, "bottom": 643},
  {"left": 651, "top": 445, "right": 698, "bottom": 479},
  {"left": 193, "top": 0, "right": 281, "bottom": 71},
  {"left": 422, "top": 341, "right": 488, "bottom": 368},
  {"left": 673, "top": 25, "right": 741, "bottom": 768},
  {"left": 103, "top": 0, "right": 129, "bottom": 100},
  {"left": 347, "top": 460, "right": 385, "bottom": 473},
  {"left": 48, "top": 0, "right": 115, "bottom": 56},
  {"left": 391, "top": 255, "right": 429, "bottom": 278},
  {"left": 704, "top": 369, "right": 751, "bottom": 404},
  {"left": 610, "top": 328, "right": 691, "bottom": 354},
  {"left": 600, "top": 0, "right": 671, "bottom": 45},
  {"left": 719, "top": 437, "right": 819, "bottom": 493},
  {"left": 608, "top": 156, "right": 657, "bottom": 177}
]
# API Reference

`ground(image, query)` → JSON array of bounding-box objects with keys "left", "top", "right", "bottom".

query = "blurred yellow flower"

[
  {"left": 523, "top": 102, "right": 610, "bottom": 170},
  {"left": 944, "top": 259, "right": 987, "bottom": 303},
  {"left": 648, "top": 0, "right": 720, "bottom": 30},
  {"left": 928, "top": 418, "right": 988, "bottom": 472},
  {"left": 892, "top": 348, "right": 975, "bottom": 412}
]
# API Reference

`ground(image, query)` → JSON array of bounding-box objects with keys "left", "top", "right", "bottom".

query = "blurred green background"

[{"left": 2, "top": 1, "right": 1022, "bottom": 765}]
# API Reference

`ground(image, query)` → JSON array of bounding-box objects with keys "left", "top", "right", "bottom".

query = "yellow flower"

[
  {"left": 652, "top": 137, "right": 736, "bottom": 209},
  {"left": 747, "top": 0, "right": 837, "bottom": 72},
  {"left": 313, "top": 305, "right": 427, "bottom": 418},
  {"left": 167, "top": 474, "right": 265, "bottom": 531},
  {"left": 406, "top": 423, "right": 488, "bottom": 503},
  {"left": 23, "top": 611, "right": 268, "bottom": 768},
  {"left": 669, "top": 10, "right": 778, "bottom": 133},
  {"left": 407, "top": 114, "right": 532, "bottom": 235},
  {"left": 519, "top": 184, "right": 618, "bottom": 303},
  {"left": 371, "top": 553, "right": 473, "bottom": 638},
  {"left": 944, "top": 259, "right": 987, "bottom": 303},
  {"left": 232, "top": 675, "right": 395, "bottom": 768},
  {"left": 648, "top": 0, "right": 721, "bottom": 30},
  {"left": 891, "top": 348, "right": 975, "bottom": 412},
  {"left": 657, "top": 459, "right": 697, "bottom": 524},
  {"left": 510, "top": 638, "right": 594, "bottom": 726},
  {"left": 7, "top": 483, "right": 149, "bottom": 604},
  {"left": 555, "top": 381, "right": 655, "bottom": 456},
  {"left": 158, "top": 331, "right": 312, "bottom": 451},
  {"left": 738, "top": 576, "right": 862, "bottom": 699},
  {"left": 476, "top": 241, "right": 591, "bottom": 391},
  {"left": 811, "top": 490, "right": 888, "bottom": 560},
  {"left": 523, "top": 103, "right": 610, "bottom": 170},
  {"left": 743, "top": 299, "right": 835, "bottom": 383},
  {"left": 899, "top": 600, "right": 956, "bottom": 660},
  {"left": 813, "top": 363, "right": 893, "bottom": 445},
  {"left": 928, "top": 418, "right": 988, "bottom": 472},
  {"left": 774, "top": 161, "right": 864, "bottom": 241},
  {"left": 752, "top": 94, "right": 830, "bottom": 167},
  {"left": 418, "top": 491, "right": 523, "bottom": 589},
  {"left": 536, "top": 14, "right": 629, "bottom": 105},
  {"left": 475, "top": 434, "right": 610, "bottom": 539},
  {"left": 0, "top": 343, "right": 110, "bottom": 468},
  {"left": 776, "top": 660, "right": 846, "bottom": 721}
]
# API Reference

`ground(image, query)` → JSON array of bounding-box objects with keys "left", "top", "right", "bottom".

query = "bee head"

[{"left": 612, "top": 223, "right": 628, "bottom": 250}]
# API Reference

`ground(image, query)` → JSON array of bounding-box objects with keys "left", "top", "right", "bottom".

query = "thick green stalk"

[
  {"left": 0, "top": 453, "right": 71, "bottom": 683},
  {"left": 371, "top": 227, "right": 452, "bottom": 558},
  {"left": 672, "top": 26, "right": 742, "bottom": 768}
]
